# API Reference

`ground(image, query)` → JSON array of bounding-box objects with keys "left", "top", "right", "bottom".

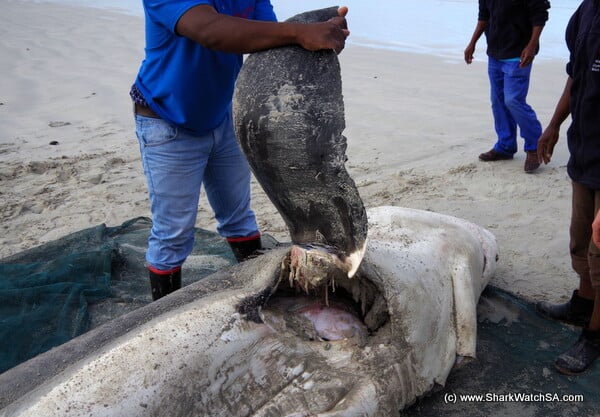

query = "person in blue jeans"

[
  {"left": 464, "top": 0, "right": 550, "bottom": 173},
  {"left": 131, "top": 1, "right": 350, "bottom": 301}
]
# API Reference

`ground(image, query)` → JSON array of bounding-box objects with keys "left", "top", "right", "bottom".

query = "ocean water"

[{"left": 33, "top": 0, "right": 577, "bottom": 61}]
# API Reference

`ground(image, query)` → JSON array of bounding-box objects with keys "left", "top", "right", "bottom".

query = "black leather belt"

[{"left": 134, "top": 102, "right": 160, "bottom": 118}]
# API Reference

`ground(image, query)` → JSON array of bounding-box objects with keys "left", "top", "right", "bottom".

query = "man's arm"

[
  {"left": 592, "top": 210, "right": 600, "bottom": 248},
  {"left": 519, "top": 25, "right": 544, "bottom": 67},
  {"left": 537, "top": 77, "right": 572, "bottom": 164},
  {"left": 464, "top": 20, "right": 486, "bottom": 64},
  {"left": 521, "top": 0, "right": 550, "bottom": 66},
  {"left": 176, "top": 5, "right": 349, "bottom": 54}
]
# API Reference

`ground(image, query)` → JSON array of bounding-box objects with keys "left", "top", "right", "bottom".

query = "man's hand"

[
  {"left": 519, "top": 44, "right": 537, "bottom": 67},
  {"left": 537, "top": 126, "right": 560, "bottom": 164},
  {"left": 298, "top": 6, "right": 350, "bottom": 54},
  {"left": 464, "top": 43, "right": 475, "bottom": 64}
]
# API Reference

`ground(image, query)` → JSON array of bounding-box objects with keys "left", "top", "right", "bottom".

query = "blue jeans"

[
  {"left": 135, "top": 110, "right": 259, "bottom": 271},
  {"left": 487, "top": 57, "right": 542, "bottom": 155}
]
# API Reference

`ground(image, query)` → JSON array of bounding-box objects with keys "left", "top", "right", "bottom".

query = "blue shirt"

[{"left": 134, "top": 0, "right": 277, "bottom": 134}]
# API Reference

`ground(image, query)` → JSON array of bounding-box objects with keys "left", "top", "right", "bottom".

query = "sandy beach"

[{"left": 0, "top": 0, "right": 575, "bottom": 309}]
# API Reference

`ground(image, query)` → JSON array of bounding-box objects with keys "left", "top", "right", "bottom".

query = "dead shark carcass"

[
  {"left": 0, "top": 206, "right": 497, "bottom": 416},
  {"left": 0, "top": 7, "right": 498, "bottom": 416}
]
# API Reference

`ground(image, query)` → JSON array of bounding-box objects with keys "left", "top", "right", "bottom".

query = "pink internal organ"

[
  {"left": 271, "top": 296, "right": 367, "bottom": 341},
  {"left": 298, "top": 303, "right": 367, "bottom": 340}
]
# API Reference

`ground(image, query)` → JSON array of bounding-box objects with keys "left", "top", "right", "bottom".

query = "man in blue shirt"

[
  {"left": 536, "top": 0, "right": 600, "bottom": 375},
  {"left": 464, "top": 0, "right": 550, "bottom": 173},
  {"left": 131, "top": 1, "right": 350, "bottom": 300}
]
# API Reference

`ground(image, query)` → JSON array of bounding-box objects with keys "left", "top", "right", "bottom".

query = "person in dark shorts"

[{"left": 536, "top": 0, "right": 600, "bottom": 375}]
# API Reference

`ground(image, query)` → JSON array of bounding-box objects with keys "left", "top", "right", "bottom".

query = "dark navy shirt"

[
  {"left": 478, "top": 0, "right": 550, "bottom": 59},
  {"left": 134, "top": 0, "right": 277, "bottom": 134},
  {"left": 566, "top": 0, "right": 600, "bottom": 189}
]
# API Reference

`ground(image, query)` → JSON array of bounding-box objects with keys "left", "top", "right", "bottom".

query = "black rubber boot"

[
  {"left": 227, "top": 234, "right": 263, "bottom": 262},
  {"left": 555, "top": 328, "right": 600, "bottom": 375},
  {"left": 227, "top": 234, "right": 279, "bottom": 262},
  {"left": 536, "top": 290, "right": 594, "bottom": 327},
  {"left": 149, "top": 267, "right": 182, "bottom": 301}
]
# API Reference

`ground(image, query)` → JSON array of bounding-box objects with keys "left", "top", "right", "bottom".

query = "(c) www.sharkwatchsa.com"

[{"left": 444, "top": 392, "right": 584, "bottom": 403}]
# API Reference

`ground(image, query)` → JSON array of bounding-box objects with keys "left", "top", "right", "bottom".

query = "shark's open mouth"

[{"left": 259, "top": 244, "right": 389, "bottom": 343}]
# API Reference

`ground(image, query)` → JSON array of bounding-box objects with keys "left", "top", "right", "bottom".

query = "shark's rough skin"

[
  {"left": 0, "top": 206, "right": 497, "bottom": 416},
  {"left": 233, "top": 7, "right": 368, "bottom": 277}
]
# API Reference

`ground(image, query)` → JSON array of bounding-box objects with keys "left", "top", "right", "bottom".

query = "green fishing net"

[
  {"left": 0, "top": 217, "right": 235, "bottom": 374},
  {"left": 403, "top": 288, "right": 600, "bottom": 415}
]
